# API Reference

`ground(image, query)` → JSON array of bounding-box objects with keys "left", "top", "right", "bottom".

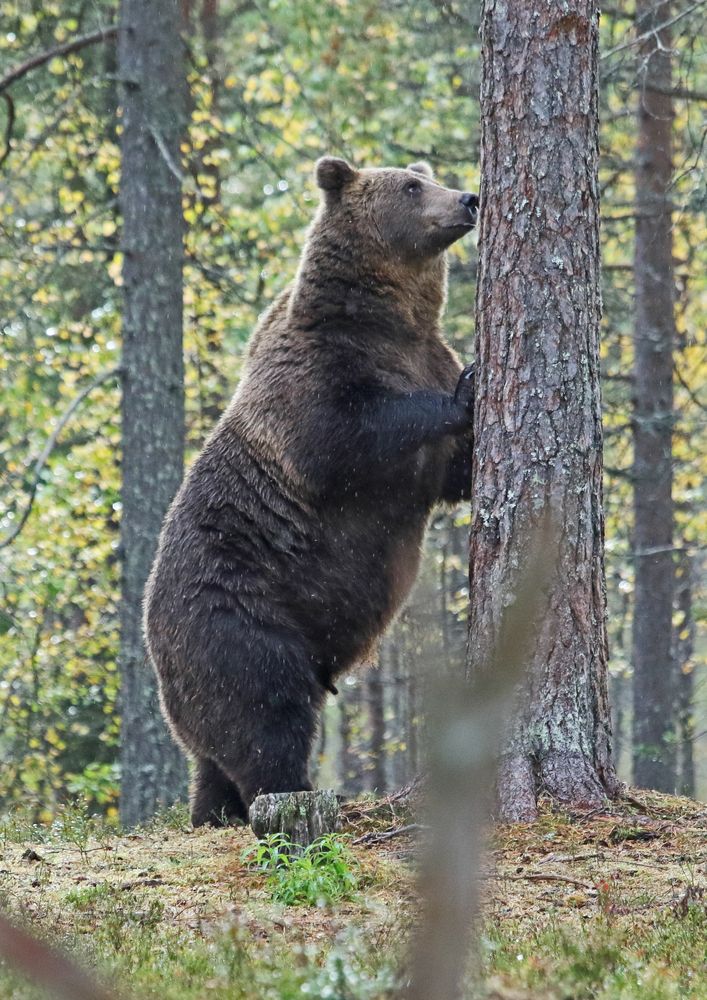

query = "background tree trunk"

[
  {"left": 470, "top": 0, "right": 618, "bottom": 821},
  {"left": 674, "top": 549, "right": 695, "bottom": 797},
  {"left": 118, "top": 0, "right": 188, "bottom": 826},
  {"left": 631, "top": 0, "right": 677, "bottom": 793},
  {"left": 338, "top": 680, "right": 365, "bottom": 798},
  {"left": 366, "top": 664, "right": 387, "bottom": 794}
]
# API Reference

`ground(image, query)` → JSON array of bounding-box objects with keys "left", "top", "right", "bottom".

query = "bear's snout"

[{"left": 460, "top": 192, "right": 479, "bottom": 226}]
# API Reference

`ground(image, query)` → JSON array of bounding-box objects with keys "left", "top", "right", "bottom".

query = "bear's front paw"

[{"left": 454, "top": 363, "right": 475, "bottom": 414}]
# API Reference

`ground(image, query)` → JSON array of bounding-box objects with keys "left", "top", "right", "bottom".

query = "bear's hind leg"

[
  {"left": 190, "top": 756, "right": 248, "bottom": 827},
  {"left": 200, "top": 624, "right": 324, "bottom": 814},
  {"left": 213, "top": 683, "right": 319, "bottom": 810},
  {"left": 229, "top": 703, "right": 318, "bottom": 807}
]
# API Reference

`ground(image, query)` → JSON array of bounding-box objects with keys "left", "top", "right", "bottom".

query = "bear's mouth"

[
  {"left": 445, "top": 218, "right": 476, "bottom": 232},
  {"left": 464, "top": 206, "right": 478, "bottom": 228},
  {"left": 446, "top": 207, "right": 478, "bottom": 231}
]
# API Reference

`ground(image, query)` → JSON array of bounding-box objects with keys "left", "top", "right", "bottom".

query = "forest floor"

[{"left": 0, "top": 788, "right": 705, "bottom": 999}]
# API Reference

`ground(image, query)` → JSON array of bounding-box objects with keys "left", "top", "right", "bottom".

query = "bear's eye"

[{"left": 405, "top": 181, "right": 422, "bottom": 195}]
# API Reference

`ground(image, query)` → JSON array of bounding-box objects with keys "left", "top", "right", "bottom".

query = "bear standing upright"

[{"left": 144, "top": 157, "right": 479, "bottom": 826}]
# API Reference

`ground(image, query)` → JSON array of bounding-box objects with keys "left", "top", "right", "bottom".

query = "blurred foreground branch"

[
  {"left": 403, "top": 521, "right": 557, "bottom": 1000},
  {"left": 0, "top": 911, "right": 120, "bottom": 1000}
]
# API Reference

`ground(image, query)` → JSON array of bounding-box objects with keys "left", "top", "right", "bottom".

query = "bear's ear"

[
  {"left": 315, "top": 157, "right": 357, "bottom": 192},
  {"left": 407, "top": 161, "right": 434, "bottom": 179}
]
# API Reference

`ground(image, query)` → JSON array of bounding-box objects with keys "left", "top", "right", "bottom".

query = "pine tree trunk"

[
  {"left": 118, "top": 0, "right": 188, "bottom": 826},
  {"left": 631, "top": 0, "right": 676, "bottom": 793},
  {"left": 470, "top": 1, "right": 618, "bottom": 821}
]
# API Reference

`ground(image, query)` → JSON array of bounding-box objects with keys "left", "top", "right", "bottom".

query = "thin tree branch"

[
  {"left": 675, "top": 358, "right": 707, "bottom": 413},
  {"left": 605, "top": 466, "right": 634, "bottom": 481},
  {"left": 0, "top": 367, "right": 121, "bottom": 550},
  {"left": 604, "top": 423, "right": 632, "bottom": 437},
  {"left": 148, "top": 124, "right": 185, "bottom": 183},
  {"left": 0, "top": 25, "right": 119, "bottom": 94},
  {"left": 504, "top": 872, "right": 596, "bottom": 891},
  {"left": 631, "top": 543, "right": 706, "bottom": 558},
  {"left": 646, "top": 82, "right": 707, "bottom": 102},
  {"left": 600, "top": 1, "right": 707, "bottom": 60},
  {"left": 353, "top": 823, "right": 428, "bottom": 845}
]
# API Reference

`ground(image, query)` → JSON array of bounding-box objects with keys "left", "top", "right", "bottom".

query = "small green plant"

[
  {"left": 50, "top": 797, "right": 97, "bottom": 857},
  {"left": 0, "top": 803, "right": 48, "bottom": 848},
  {"left": 242, "top": 832, "right": 359, "bottom": 907},
  {"left": 144, "top": 800, "right": 192, "bottom": 833}
]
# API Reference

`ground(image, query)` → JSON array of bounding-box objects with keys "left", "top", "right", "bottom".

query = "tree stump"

[{"left": 248, "top": 790, "right": 340, "bottom": 849}]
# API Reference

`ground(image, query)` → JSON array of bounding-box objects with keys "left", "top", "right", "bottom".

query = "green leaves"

[{"left": 242, "top": 833, "right": 360, "bottom": 907}]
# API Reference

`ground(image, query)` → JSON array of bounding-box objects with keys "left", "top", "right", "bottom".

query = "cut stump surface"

[{"left": 249, "top": 790, "right": 341, "bottom": 849}]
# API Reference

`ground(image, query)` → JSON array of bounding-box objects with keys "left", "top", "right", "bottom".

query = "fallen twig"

[
  {"left": 502, "top": 872, "right": 596, "bottom": 891},
  {"left": 621, "top": 791, "right": 656, "bottom": 813},
  {"left": 353, "top": 823, "right": 428, "bottom": 846}
]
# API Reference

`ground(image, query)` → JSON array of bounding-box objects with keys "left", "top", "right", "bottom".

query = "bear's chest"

[{"left": 362, "top": 330, "right": 459, "bottom": 395}]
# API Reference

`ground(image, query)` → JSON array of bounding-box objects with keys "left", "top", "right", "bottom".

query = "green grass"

[
  {"left": 2, "top": 892, "right": 703, "bottom": 1000},
  {"left": 480, "top": 903, "right": 706, "bottom": 999},
  {"left": 0, "top": 793, "right": 704, "bottom": 999},
  {"left": 0, "top": 912, "right": 402, "bottom": 1000}
]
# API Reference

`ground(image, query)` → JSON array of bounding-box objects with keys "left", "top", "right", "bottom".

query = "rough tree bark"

[
  {"left": 631, "top": 0, "right": 677, "bottom": 793},
  {"left": 118, "top": 0, "right": 188, "bottom": 826},
  {"left": 470, "top": 1, "right": 618, "bottom": 821}
]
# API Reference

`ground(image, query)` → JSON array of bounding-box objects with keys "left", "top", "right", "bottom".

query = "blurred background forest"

[{"left": 0, "top": 0, "right": 705, "bottom": 822}]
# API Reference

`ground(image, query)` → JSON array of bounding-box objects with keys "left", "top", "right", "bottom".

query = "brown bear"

[{"left": 144, "top": 157, "right": 478, "bottom": 826}]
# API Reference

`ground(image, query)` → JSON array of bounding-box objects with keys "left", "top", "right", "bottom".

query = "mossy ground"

[{"left": 0, "top": 789, "right": 704, "bottom": 999}]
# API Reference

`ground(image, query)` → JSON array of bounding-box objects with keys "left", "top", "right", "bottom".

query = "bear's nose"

[{"left": 460, "top": 192, "right": 479, "bottom": 210}]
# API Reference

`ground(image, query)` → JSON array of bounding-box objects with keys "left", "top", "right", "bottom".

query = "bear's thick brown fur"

[{"left": 144, "top": 157, "right": 478, "bottom": 826}]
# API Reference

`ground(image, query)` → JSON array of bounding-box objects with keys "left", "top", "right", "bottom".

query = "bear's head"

[{"left": 315, "top": 157, "right": 478, "bottom": 261}]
